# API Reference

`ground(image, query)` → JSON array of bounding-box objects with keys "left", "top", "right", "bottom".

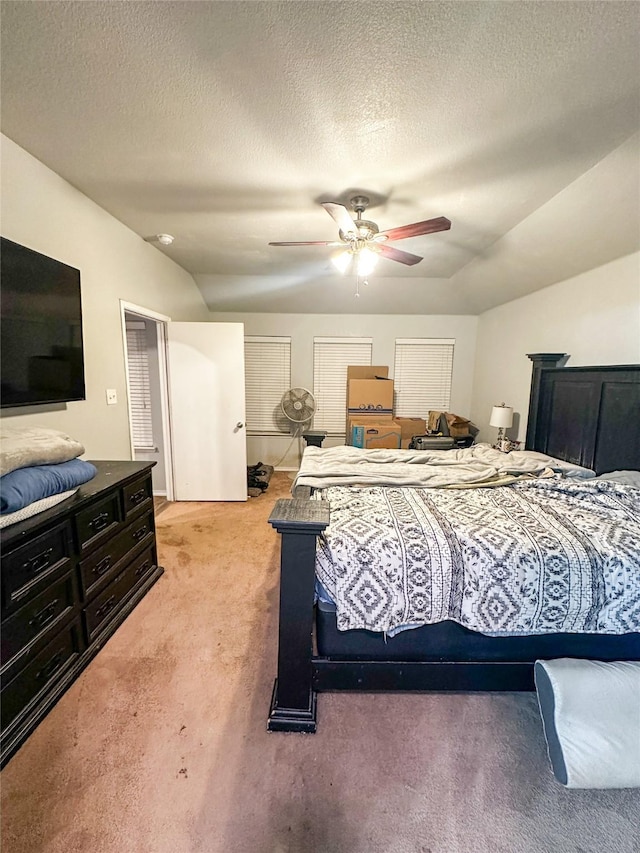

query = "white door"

[{"left": 167, "top": 322, "right": 247, "bottom": 501}]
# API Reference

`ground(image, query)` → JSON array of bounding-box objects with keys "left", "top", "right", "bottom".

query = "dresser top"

[{"left": 1, "top": 460, "right": 155, "bottom": 546}]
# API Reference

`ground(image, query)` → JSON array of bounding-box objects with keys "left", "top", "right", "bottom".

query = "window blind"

[
  {"left": 126, "top": 324, "right": 154, "bottom": 449},
  {"left": 244, "top": 336, "right": 291, "bottom": 434},
  {"left": 393, "top": 338, "right": 455, "bottom": 417},
  {"left": 313, "top": 337, "right": 372, "bottom": 434}
]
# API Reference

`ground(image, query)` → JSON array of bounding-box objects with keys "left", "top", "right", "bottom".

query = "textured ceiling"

[{"left": 1, "top": 1, "right": 639, "bottom": 314}]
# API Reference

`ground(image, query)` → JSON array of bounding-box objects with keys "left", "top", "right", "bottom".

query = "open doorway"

[{"left": 120, "top": 301, "right": 174, "bottom": 502}]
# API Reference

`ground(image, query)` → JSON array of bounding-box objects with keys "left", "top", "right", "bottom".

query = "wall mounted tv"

[{"left": 1, "top": 237, "right": 86, "bottom": 408}]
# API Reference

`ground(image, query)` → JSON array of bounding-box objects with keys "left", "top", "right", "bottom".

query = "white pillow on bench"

[{"left": 534, "top": 659, "right": 640, "bottom": 789}]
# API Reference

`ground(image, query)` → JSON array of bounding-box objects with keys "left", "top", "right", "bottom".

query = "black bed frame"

[{"left": 267, "top": 355, "right": 640, "bottom": 732}]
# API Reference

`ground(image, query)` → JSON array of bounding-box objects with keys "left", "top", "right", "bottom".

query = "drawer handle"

[
  {"left": 89, "top": 512, "right": 110, "bottom": 532},
  {"left": 23, "top": 547, "right": 54, "bottom": 576},
  {"left": 93, "top": 556, "right": 112, "bottom": 577},
  {"left": 95, "top": 595, "right": 117, "bottom": 620},
  {"left": 36, "top": 651, "right": 64, "bottom": 682},
  {"left": 29, "top": 599, "right": 59, "bottom": 629},
  {"left": 132, "top": 525, "right": 148, "bottom": 542},
  {"left": 135, "top": 560, "right": 151, "bottom": 578},
  {"left": 129, "top": 488, "right": 147, "bottom": 506}
]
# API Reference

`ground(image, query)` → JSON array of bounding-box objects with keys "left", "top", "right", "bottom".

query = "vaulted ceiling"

[{"left": 1, "top": 1, "right": 639, "bottom": 314}]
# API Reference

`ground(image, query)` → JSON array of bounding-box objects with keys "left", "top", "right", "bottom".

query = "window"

[
  {"left": 393, "top": 338, "right": 455, "bottom": 417},
  {"left": 126, "top": 323, "right": 154, "bottom": 449},
  {"left": 244, "top": 336, "right": 291, "bottom": 434},
  {"left": 313, "top": 337, "right": 372, "bottom": 434}
]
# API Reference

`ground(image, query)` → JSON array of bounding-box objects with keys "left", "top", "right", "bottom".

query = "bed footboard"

[{"left": 267, "top": 498, "right": 329, "bottom": 732}]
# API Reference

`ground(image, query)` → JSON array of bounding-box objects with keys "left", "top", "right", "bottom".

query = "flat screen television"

[{"left": 1, "top": 237, "right": 86, "bottom": 408}]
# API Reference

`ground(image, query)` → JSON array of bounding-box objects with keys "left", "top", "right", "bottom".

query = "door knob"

[{"left": 236, "top": 422, "right": 244, "bottom": 429}]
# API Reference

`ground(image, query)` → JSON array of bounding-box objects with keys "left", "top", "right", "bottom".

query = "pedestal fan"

[
  {"left": 280, "top": 387, "right": 316, "bottom": 475},
  {"left": 281, "top": 387, "right": 316, "bottom": 435}
]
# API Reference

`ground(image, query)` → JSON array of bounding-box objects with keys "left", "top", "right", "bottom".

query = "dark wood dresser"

[{"left": 0, "top": 461, "right": 163, "bottom": 768}]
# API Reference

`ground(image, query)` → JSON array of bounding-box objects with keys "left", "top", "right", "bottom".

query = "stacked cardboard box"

[
  {"left": 346, "top": 366, "right": 401, "bottom": 449},
  {"left": 394, "top": 417, "right": 428, "bottom": 449},
  {"left": 346, "top": 367, "right": 463, "bottom": 450}
]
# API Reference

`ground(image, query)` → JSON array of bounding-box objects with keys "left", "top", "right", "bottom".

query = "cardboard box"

[
  {"left": 395, "top": 416, "right": 427, "bottom": 449},
  {"left": 444, "top": 412, "right": 477, "bottom": 438},
  {"left": 346, "top": 366, "right": 389, "bottom": 380},
  {"left": 347, "top": 377, "right": 394, "bottom": 413},
  {"left": 351, "top": 421, "right": 401, "bottom": 450},
  {"left": 346, "top": 412, "right": 395, "bottom": 443}
]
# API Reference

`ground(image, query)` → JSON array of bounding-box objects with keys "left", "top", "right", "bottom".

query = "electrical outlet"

[{"left": 106, "top": 389, "right": 118, "bottom": 405}]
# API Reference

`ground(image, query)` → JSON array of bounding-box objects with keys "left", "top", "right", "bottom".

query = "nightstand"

[{"left": 302, "top": 431, "right": 327, "bottom": 448}]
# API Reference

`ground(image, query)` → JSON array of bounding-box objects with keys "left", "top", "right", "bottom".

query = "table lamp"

[{"left": 490, "top": 403, "right": 513, "bottom": 450}]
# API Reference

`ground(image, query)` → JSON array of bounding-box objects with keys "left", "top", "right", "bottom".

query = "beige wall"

[
  {"left": 0, "top": 134, "right": 209, "bottom": 460},
  {"left": 471, "top": 252, "right": 640, "bottom": 443},
  {"left": 209, "top": 312, "right": 478, "bottom": 468}
]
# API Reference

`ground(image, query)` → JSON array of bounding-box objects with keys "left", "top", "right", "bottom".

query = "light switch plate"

[{"left": 106, "top": 389, "right": 118, "bottom": 405}]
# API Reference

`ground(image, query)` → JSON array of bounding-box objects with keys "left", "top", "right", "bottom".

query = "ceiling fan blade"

[
  {"left": 321, "top": 202, "right": 358, "bottom": 237},
  {"left": 268, "top": 241, "right": 338, "bottom": 246},
  {"left": 378, "top": 245, "right": 423, "bottom": 266},
  {"left": 379, "top": 216, "right": 451, "bottom": 242}
]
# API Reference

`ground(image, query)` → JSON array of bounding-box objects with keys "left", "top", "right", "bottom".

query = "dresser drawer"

[
  {"left": 75, "top": 492, "right": 121, "bottom": 551},
  {"left": 2, "top": 522, "right": 73, "bottom": 613},
  {"left": 1, "top": 572, "right": 77, "bottom": 670},
  {"left": 84, "top": 547, "right": 156, "bottom": 641},
  {"left": 1, "top": 619, "right": 83, "bottom": 732},
  {"left": 79, "top": 511, "right": 155, "bottom": 599},
  {"left": 123, "top": 475, "right": 153, "bottom": 519}
]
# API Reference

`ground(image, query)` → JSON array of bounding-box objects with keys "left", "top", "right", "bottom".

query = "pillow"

[
  {"left": 535, "top": 659, "right": 640, "bottom": 789},
  {"left": 512, "top": 449, "right": 595, "bottom": 479},
  {"left": 593, "top": 470, "right": 640, "bottom": 488}
]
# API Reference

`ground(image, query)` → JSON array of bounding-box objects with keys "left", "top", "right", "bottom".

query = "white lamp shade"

[{"left": 490, "top": 405, "right": 513, "bottom": 429}]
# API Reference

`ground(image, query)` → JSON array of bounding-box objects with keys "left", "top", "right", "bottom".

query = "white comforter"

[{"left": 294, "top": 443, "right": 594, "bottom": 491}]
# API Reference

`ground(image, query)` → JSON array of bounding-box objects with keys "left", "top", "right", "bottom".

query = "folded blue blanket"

[{"left": 0, "top": 458, "right": 97, "bottom": 514}]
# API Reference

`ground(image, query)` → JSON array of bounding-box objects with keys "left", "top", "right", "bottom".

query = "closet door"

[{"left": 167, "top": 322, "right": 247, "bottom": 501}]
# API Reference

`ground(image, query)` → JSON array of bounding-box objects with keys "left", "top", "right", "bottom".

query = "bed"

[{"left": 267, "top": 356, "right": 640, "bottom": 732}]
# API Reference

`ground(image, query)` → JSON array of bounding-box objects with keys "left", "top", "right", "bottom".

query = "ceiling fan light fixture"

[
  {"left": 355, "top": 220, "right": 378, "bottom": 240},
  {"left": 331, "top": 250, "right": 352, "bottom": 274},
  {"left": 356, "top": 246, "right": 379, "bottom": 277}
]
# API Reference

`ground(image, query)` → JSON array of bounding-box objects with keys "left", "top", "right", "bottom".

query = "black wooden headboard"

[{"left": 525, "top": 354, "right": 640, "bottom": 474}]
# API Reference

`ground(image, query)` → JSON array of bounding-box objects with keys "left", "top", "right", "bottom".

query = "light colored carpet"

[{"left": 2, "top": 472, "right": 638, "bottom": 853}]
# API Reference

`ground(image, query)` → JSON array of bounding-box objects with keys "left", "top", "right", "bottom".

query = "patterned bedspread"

[{"left": 314, "top": 479, "right": 640, "bottom": 636}]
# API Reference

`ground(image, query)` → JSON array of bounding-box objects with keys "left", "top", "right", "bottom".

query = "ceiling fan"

[{"left": 268, "top": 195, "right": 451, "bottom": 276}]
